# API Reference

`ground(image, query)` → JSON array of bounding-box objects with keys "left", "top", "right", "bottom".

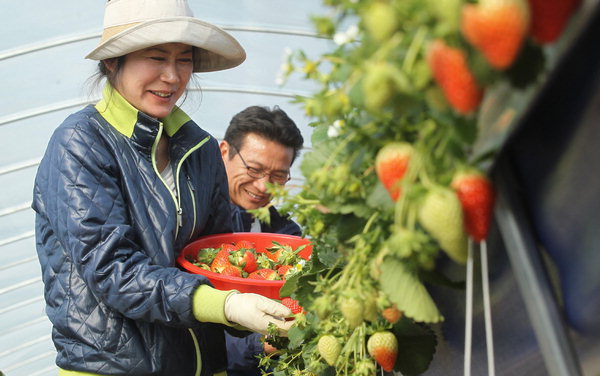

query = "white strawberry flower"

[
  {"left": 327, "top": 119, "right": 345, "bottom": 138},
  {"left": 334, "top": 24, "right": 359, "bottom": 46}
]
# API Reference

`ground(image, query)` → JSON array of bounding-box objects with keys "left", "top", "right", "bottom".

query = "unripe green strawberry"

[
  {"left": 313, "top": 295, "right": 332, "bottom": 319},
  {"left": 355, "top": 358, "right": 377, "bottom": 376},
  {"left": 339, "top": 296, "right": 364, "bottom": 329},
  {"left": 363, "top": 2, "right": 398, "bottom": 42},
  {"left": 317, "top": 334, "right": 341, "bottom": 366},
  {"left": 375, "top": 142, "right": 414, "bottom": 201},
  {"left": 367, "top": 331, "right": 399, "bottom": 372},
  {"left": 451, "top": 170, "right": 495, "bottom": 242},
  {"left": 418, "top": 187, "right": 468, "bottom": 263},
  {"left": 362, "top": 62, "right": 400, "bottom": 110},
  {"left": 362, "top": 293, "right": 379, "bottom": 322}
]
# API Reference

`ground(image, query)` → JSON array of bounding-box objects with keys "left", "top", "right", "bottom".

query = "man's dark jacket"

[{"left": 226, "top": 204, "right": 301, "bottom": 376}]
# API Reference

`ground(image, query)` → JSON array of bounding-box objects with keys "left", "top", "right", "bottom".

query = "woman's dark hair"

[{"left": 224, "top": 106, "right": 304, "bottom": 163}]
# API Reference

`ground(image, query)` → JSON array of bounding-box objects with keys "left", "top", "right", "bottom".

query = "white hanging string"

[
  {"left": 481, "top": 240, "right": 496, "bottom": 376},
  {"left": 464, "top": 239, "right": 475, "bottom": 376}
]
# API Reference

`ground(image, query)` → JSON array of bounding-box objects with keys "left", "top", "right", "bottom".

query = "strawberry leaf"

[
  {"left": 380, "top": 258, "right": 443, "bottom": 323},
  {"left": 392, "top": 317, "right": 438, "bottom": 376}
]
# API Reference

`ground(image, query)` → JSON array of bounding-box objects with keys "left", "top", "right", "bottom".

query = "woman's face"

[{"left": 108, "top": 43, "right": 194, "bottom": 119}]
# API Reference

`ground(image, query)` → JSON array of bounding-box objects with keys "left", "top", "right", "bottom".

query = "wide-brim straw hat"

[{"left": 86, "top": 0, "right": 246, "bottom": 72}]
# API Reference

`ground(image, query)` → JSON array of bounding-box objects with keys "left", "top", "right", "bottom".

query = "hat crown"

[{"left": 104, "top": 0, "right": 194, "bottom": 28}]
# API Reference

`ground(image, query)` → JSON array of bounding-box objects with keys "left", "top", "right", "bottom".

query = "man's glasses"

[{"left": 231, "top": 145, "right": 291, "bottom": 185}]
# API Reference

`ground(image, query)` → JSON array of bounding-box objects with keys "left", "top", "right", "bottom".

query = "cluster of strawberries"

[
  {"left": 428, "top": 0, "right": 582, "bottom": 114},
  {"left": 376, "top": 142, "right": 494, "bottom": 244},
  {"left": 187, "top": 240, "right": 306, "bottom": 280}
]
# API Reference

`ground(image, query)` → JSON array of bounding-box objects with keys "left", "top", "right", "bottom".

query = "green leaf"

[
  {"left": 287, "top": 326, "right": 306, "bottom": 349},
  {"left": 280, "top": 272, "right": 301, "bottom": 298},
  {"left": 393, "top": 317, "right": 438, "bottom": 376},
  {"left": 419, "top": 269, "right": 465, "bottom": 290},
  {"left": 366, "top": 181, "right": 395, "bottom": 211},
  {"left": 380, "top": 258, "right": 443, "bottom": 323}
]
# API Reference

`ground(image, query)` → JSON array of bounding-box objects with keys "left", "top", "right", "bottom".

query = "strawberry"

[
  {"left": 427, "top": 40, "right": 483, "bottom": 114},
  {"left": 418, "top": 187, "right": 468, "bottom": 264},
  {"left": 247, "top": 268, "right": 280, "bottom": 280},
  {"left": 527, "top": 0, "right": 582, "bottom": 44},
  {"left": 281, "top": 297, "right": 304, "bottom": 314},
  {"left": 339, "top": 296, "right": 364, "bottom": 329},
  {"left": 229, "top": 249, "right": 258, "bottom": 273},
  {"left": 367, "top": 331, "right": 399, "bottom": 372},
  {"left": 451, "top": 170, "right": 495, "bottom": 242},
  {"left": 210, "top": 250, "right": 235, "bottom": 273},
  {"left": 277, "top": 264, "right": 294, "bottom": 279},
  {"left": 364, "top": 2, "right": 398, "bottom": 42},
  {"left": 220, "top": 265, "right": 242, "bottom": 277},
  {"left": 461, "top": 0, "right": 530, "bottom": 70},
  {"left": 235, "top": 240, "right": 254, "bottom": 250},
  {"left": 220, "top": 243, "right": 237, "bottom": 253},
  {"left": 382, "top": 304, "right": 403, "bottom": 324},
  {"left": 375, "top": 142, "right": 413, "bottom": 201},
  {"left": 317, "top": 335, "right": 341, "bottom": 366},
  {"left": 195, "top": 247, "right": 220, "bottom": 265}
]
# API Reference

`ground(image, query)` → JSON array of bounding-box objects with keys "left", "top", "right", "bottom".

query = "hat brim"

[{"left": 85, "top": 17, "right": 246, "bottom": 72}]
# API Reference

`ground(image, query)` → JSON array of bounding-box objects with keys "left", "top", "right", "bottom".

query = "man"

[{"left": 219, "top": 105, "right": 305, "bottom": 375}]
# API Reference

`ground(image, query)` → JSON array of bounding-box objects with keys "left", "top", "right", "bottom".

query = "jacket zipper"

[
  {"left": 186, "top": 174, "right": 197, "bottom": 241},
  {"left": 174, "top": 136, "right": 209, "bottom": 238},
  {"left": 151, "top": 125, "right": 209, "bottom": 239},
  {"left": 151, "top": 125, "right": 182, "bottom": 237}
]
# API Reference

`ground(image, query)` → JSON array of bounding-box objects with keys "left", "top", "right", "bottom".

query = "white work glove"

[{"left": 224, "top": 292, "right": 294, "bottom": 335}]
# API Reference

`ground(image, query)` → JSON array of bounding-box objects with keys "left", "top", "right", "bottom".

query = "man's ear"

[{"left": 219, "top": 141, "right": 230, "bottom": 159}]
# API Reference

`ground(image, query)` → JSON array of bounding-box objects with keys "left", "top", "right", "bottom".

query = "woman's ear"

[{"left": 103, "top": 58, "right": 117, "bottom": 73}]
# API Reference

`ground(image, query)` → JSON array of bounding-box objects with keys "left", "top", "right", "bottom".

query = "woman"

[{"left": 32, "top": 1, "right": 292, "bottom": 375}]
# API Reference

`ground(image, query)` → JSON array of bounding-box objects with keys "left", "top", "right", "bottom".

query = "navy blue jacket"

[
  {"left": 226, "top": 204, "right": 301, "bottom": 376},
  {"left": 32, "top": 87, "right": 233, "bottom": 376}
]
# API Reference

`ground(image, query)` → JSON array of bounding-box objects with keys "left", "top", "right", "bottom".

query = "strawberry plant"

[{"left": 249, "top": 0, "right": 579, "bottom": 374}]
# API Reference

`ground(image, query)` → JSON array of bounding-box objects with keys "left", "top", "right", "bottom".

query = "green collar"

[{"left": 95, "top": 84, "right": 191, "bottom": 138}]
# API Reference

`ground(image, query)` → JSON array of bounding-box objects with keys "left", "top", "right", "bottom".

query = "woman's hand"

[{"left": 224, "top": 292, "right": 293, "bottom": 335}]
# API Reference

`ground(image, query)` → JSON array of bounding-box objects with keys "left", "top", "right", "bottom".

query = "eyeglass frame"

[{"left": 229, "top": 144, "right": 292, "bottom": 184}]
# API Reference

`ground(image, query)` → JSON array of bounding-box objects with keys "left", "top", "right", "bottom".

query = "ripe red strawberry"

[
  {"left": 375, "top": 142, "right": 413, "bottom": 201},
  {"left": 527, "top": 0, "right": 582, "bottom": 44},
  {"left": 210, "top": 249, "right": 234, "bottom": 273},
  {"left": 317, "top": 335, "right": 341, "bottom": 366},
  {"left": 277, "top": 264, "right": 294, "bottom": 279},
  {"left": 367, "top": 331, "right": 398, "bottom": 372},
  {"left": 427, "top": 39, "right": 483, "bottom": 114},
  {"left": 235, "top": 240, "right": 254, "bottom": 250},
  {"left": 229, "top": 249, "right": 258, "bottom": 273},
  {"left": 461, "top": 0, "right": 529, "bottom": 70},
  {"left": 219, "top": 265, "right": 242, "bottom": 277},
  {"left": 220, "top": 243, "right": 237, "bottom": 253},
  {"left": 451, "top": 170, "right": 495, "bottom": 242},
  {"left": 247, "top": 268, "right": 280, "bottom": 280},
  {"left": 281, "top": 297, "right": 304, "bottom": 314},
  {"left": 382, "top": 304, "right": 403, "bottom": 324}
]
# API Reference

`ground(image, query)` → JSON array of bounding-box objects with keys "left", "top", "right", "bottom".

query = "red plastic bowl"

[{"left": 177, "top": 232, "right": 312, "bottom": 299}]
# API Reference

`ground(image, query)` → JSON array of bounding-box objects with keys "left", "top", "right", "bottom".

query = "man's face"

[{"left": 220, "top": 133, "right": 294, "bottom": 210}]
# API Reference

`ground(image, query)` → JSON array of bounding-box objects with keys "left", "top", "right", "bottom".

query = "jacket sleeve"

[
  {"left": 33, "top": 120, "right": 215, "bottom": 327},
  {"left": 225, "top": 331, "right": 263, "bottom": 371}
]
